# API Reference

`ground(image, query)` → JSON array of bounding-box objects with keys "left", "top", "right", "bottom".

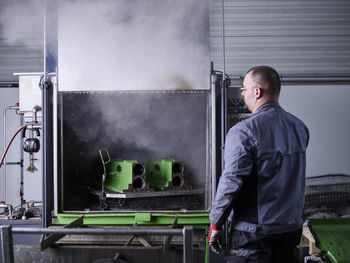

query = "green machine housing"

[
  {"left": 105, "top": 159, "right": 185, "bottom": 192},
  {"left": 145, "top": 160, "right": 184, "bottom": 190},
  {"left": 105, "top": 160, "right": 146, "bottom": 193}
]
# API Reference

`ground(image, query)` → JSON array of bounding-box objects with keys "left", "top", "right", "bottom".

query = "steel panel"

[{"left": 210, "top": 0, "right": 350, "bottom": 76}]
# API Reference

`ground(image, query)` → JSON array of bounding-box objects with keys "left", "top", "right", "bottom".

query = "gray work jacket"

[{"left": 210, "top": 102, "right": 309, "bottom": 234}]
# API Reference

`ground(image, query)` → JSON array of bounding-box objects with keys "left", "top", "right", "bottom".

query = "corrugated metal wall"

[
  {"left": 0, "top": 28, "right": 43, "bottom": 83},
  {"left": 210, "top": 0, "right": 350, "bottom": 77},
  {"left": 1, "top": 1, "right": 350, "bottom": 81}
]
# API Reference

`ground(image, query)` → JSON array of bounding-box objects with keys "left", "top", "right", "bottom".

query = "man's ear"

[{"left": 255, "top": 87, "right": 262, "bottom": 99}]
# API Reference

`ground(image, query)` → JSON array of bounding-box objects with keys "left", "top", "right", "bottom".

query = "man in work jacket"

[{"left": 209, "top": 66, "right": 309, "bottom": 263}]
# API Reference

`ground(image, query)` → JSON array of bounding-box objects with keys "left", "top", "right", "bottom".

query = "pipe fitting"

[{"left": 0, "top": 203, "right": 13, "bottom": 218}]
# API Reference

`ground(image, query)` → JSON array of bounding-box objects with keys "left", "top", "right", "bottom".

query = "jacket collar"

[{"left": 253, "top": 102, "right": 280, "bottom": 115}]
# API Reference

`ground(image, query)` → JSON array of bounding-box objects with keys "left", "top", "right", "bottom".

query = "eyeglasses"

[{"left": 240, "top": 86, "right": 258, "bottom": 91}]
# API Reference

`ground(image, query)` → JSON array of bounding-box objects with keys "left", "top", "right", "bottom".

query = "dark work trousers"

[{"left": 225, "top": 228, "right": 302, "bottom": 263}]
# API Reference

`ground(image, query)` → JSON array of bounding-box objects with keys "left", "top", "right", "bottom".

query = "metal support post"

[
  {"left": 0, "top": 225, "right": 14, "bottom": 263},
  {"left": 183, "top": 226, "right": 193, "bottom": 263},
  {"left": 42, "top": 79, "right": 54, "bottom": 228},
  {"left": 220, "top": 79, "right": 227, "bottom": 173},
  {"left": 163, "top": 216, "right": 178, "bottom": 253}
]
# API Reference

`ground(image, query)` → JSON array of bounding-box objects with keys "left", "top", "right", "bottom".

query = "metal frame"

[
  {"left": 280, "top": 76, "right": 350, "bottom": 83},
  {"left": 0, "top": 225, "right": 14, "bottom": 263},
  {"left": 210, "top": 68, "right": 223, "bottom": 202},
  {"left": 0, "top": 83, "right": 19, "bottom": 88},
  {"left": 0, "top": 225, "right": 193, "bottom": 263},
  {"left": 40, "top": 215, "right": 84, "bottom": 251},
  {"left": 42, "top": 79, "right": 54, "bottom": 228},
  {"left": 56, "top": 90, "right": 211, "bottom": 214},
  {"left": 228, "top": 75, "right": 350, "bottom": 83}
]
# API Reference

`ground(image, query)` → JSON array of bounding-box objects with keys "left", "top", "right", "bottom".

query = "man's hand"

[{"left": 208, "top": 223, "right": 223, "bottom": 254}]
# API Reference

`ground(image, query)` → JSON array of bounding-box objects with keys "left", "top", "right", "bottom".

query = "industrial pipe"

[
  {"left": 172, "top": 175, "right": 184, "bottom": 188},
  {"left": 0, "top": 123, "right": 40, "bottom": 168},
  {"left": 2, "top": 105, "right": 19, "bottom": 202},
  {"left": 221, "top": 0, "right": 226, "bottom": 79},
  {"left": 0, "top": 82, "right": 19, "bottom": 88},
  {"left": 0, "top": 203, "right": 13, "bottom": 218},
  {"left": 132, "top": 176, "right": 146, "bottom": 191},
  {"left": 11, "top": 226, "right": 186, "bottom": 235},
  {"left": 132, "top": 163, "right": 145, "bottom": 176},
  {"left": 42, "top": 79, "right": 54, "bottom": 228},
  {"left": 19, "top": 115, "right": 24, "bottom": 207},
  {"left": 172, "top": 162, "right": 184, "bottom": 174},
  {"left": 171, "top": 162, "right": 184, "bottom": 188},
  {"left": 132, "top": 163, "right": 146, "bottom": 190}
]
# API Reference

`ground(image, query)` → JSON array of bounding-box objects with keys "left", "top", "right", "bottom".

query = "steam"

[
  {"left": 58, "top": 0, "right": 210, "bottom": 91},
  {"left": 0, "top": 0, "right": 210, "bottom": 90},
  {"left": 0, "top": 0, "right": 44, "bottom": 47},
  {"left": 63, "top": 91, "right": 209, "bottom": 188}
]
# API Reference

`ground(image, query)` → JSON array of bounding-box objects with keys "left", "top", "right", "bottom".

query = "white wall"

[
  {"left": 0, "top": 88, "right": 42, "bottom": 207},
  {"left": 280, "top": 84, "right": 350, "bottom": 177},
  {"left": 0, "top": 88, "right": 21, "bottom": 206}
]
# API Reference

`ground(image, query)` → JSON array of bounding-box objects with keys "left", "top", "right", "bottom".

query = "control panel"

[{"left": 227, "top": 87, "right": 251, "bottom": 129}]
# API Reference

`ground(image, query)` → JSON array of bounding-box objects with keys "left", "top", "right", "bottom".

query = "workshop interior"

[{"left": 0, "top": 0, "right": 350, "bottom": 262}]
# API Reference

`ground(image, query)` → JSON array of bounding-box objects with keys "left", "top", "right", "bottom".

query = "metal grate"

[
  {"left": 305, "top": 174, "right": 350, "bottom": 206},
  {"left": 0, "top": 40, "right": 43, "bottom": 82},
  {"left": 210, "top": 0, "right": 350, "bottom": 76}
]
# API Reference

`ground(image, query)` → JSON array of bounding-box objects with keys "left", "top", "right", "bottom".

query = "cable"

[
  {"left": 0, "top": 123, "right": 40, "bottom": 168},
  {"left": 213, "top": 70, "right": 232, "bottom": 87}
]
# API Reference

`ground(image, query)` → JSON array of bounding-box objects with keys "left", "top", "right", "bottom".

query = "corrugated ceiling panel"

[
  {"left": 210, "top": 0, "right": 350, "bottom": 76},
  {"left": 0, "top": 34, "right": 43, "bottom": 83}
]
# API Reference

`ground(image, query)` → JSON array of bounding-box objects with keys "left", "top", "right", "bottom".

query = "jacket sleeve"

[{"left": 209, "top": 126, "right": 255, "bottom": 227}]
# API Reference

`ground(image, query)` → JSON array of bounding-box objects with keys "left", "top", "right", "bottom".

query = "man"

[{"left": 209, "top": 66, "right": 309, "bottom": 262}]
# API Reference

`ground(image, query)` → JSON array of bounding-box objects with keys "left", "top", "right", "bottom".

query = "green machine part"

[
  {"left": 145, "top": 160, "right": 184, "bottom": 190},
  {"left": 54, "top": 213, "right": 211, "bottom": 263},
  {"left": 105, "top": 160, "right": 146, "bottom": 193},
  {"left": 309, "top": 218, "right": 350, "bottom": 263}
]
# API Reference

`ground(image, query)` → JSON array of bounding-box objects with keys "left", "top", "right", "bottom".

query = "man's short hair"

[{"left": 247, "top": 66, "right": 281, "bottom": 98}]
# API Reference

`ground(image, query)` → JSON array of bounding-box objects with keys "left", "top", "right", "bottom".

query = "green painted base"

[
  {"left": 54, "top": 212, "right": 210, "bottom": 226},
  {"left": 309, "top": 218, "right": 350, "bottom": 263},
  {"left": 54, "top": 213, "right": 210, "bottom": 263}
]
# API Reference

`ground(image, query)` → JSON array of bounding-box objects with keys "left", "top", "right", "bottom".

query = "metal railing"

[{"left": 0, "top": 225, "right": 194, "bottom": 263}]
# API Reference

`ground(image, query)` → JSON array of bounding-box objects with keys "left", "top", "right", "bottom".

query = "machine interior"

[{"left": 58, "top": 90, "right": 210, "bottom": 212}]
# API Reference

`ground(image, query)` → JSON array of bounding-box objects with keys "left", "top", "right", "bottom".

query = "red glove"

[{"left": 208, "top": 223, "right": 223, "bottom": 254}]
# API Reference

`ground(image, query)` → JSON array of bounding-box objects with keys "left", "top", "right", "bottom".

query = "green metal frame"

[
  {"left": 309, "top": 218, "right": 350, "bottom": 263},
  {"left": 54, "top": 213, "right": 211, "bottom": 263},
  {"left": 54, "top": 212, "right": 210, "bottom": 226}
]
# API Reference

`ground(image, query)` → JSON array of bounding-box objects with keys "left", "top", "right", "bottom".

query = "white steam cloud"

[
  {"left": 0, "top": 0, "right": 44, "bottom": 47},
  {"left": 0, "top": 0, "right": 210, "bottom": 90},
  {"left": 58, "top": 0, "right": 210, "bottom": 91}
]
